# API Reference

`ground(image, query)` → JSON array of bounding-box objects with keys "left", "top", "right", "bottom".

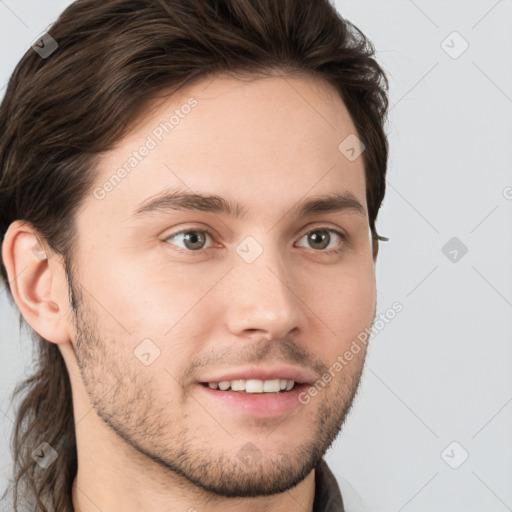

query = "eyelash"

[{"left": 163, "top": 226, "right": 347, "bottom": 255}]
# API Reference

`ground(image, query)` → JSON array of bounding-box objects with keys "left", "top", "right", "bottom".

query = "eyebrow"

[{"left": 131, "top": 187, "right": 366, "bottom": 220}]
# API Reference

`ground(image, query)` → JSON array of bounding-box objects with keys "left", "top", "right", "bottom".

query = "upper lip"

[{"left": 199, "top": 365, "right": 317, "bottom": 385}]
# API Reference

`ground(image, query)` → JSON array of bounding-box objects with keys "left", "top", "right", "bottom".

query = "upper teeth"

[{"left": 207, "top": 379, "right": 295, "bottom": 393}]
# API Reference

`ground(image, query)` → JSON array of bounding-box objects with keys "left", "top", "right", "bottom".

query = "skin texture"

[{"left": 3, "top": 73, "right": 378, "bottom": 512}]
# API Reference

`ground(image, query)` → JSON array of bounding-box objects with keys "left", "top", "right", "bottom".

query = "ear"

[
  {"left": 1, "top": 220, "right": 73, "bottom": 345},
  {"left": 372, "top": 237, "right": 379, "bottom": 261}
]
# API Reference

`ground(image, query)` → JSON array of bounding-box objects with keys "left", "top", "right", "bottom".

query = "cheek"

[
  {"left": 80, "top": 253, "right": 219, "bottom": 335},
  {"left": 313, "top": 263, "right": 375, "bottom": 346}
]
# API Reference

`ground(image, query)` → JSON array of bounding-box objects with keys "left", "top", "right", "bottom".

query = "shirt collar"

[{"left": 312, "top": 458, "right": 345, "bottom": 512}]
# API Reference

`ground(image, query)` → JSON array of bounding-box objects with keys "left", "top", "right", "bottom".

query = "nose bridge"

[{"left": 225, "top": 234, "right": 304, "bottom": 336}]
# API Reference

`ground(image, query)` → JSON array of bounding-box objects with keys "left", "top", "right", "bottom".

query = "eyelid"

[{"left": 297, "top": 223, "right": 347, "bottom": 240}]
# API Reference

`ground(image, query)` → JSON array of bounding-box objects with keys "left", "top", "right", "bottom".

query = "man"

[{"left": 0, "top": 0, "right": 389, "bottom": 510}]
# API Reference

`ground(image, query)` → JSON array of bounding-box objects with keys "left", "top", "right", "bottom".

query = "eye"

[
  {"left": 163, "top": 226, "right": 346, "bottom": 254},
  {"left": 295, "top": 228, "right": 345, "bottom": 253},
  {"left": 164, "top": 229, "right": 214, "bottom": 252}
]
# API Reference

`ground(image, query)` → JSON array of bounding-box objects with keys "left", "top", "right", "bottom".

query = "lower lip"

[{"left": 197, "top": 383, "right": 309, "bottom": 417}]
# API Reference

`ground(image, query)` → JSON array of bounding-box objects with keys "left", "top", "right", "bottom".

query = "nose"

[{"left": 225, "top": 239, "right": 306, "bottom": 341}]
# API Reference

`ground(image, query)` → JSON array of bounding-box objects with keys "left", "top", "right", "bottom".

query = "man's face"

[{"left": 65, "top": 74, "right": 376, "bottom": 497}]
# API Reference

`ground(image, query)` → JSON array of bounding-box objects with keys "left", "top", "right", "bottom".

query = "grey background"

[{"left": 1, "top": 1, "right": 511, "bottom": 511}]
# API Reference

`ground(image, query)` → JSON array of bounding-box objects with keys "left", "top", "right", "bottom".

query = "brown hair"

[{"left": 0, "top": 0, "right": 389, "bottom": 510}]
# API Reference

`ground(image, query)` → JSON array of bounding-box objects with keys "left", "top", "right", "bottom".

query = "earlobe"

[{"left": 2, "top": 220, "right": 72, "bottom": 345}]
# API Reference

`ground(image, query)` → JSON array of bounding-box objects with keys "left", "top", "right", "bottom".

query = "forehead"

[{"left": 86, "top": 73, "right": 367, "bottom": 223}]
